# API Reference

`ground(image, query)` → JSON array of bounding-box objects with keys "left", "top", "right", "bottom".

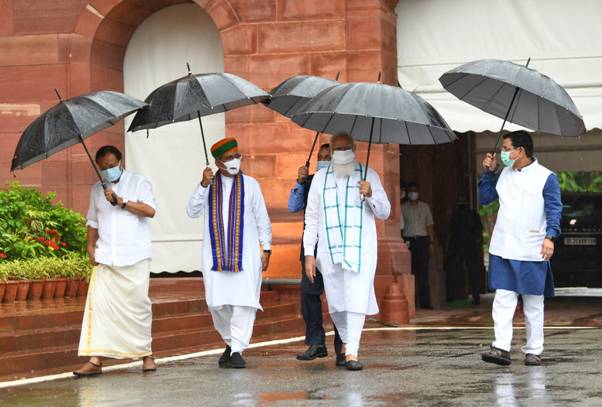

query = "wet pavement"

[{"left": 0, "top": 325, "right": 601, "bottom": 406}]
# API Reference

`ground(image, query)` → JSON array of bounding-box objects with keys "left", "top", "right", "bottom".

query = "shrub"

[
  {"left": 0, "top": 182, "right": 87, "bottom": 261},
  {"left": 0, "top": 254, "right": 91, "bottom": 281}
]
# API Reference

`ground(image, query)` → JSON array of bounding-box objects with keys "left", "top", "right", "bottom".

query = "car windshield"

[{"left": 561, "top": 194, "right": 602, "bottom": 229}]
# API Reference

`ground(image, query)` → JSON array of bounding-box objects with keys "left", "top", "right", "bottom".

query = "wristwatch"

[{"left": 263, "top": 249, "right": 272, "bottom": 254}]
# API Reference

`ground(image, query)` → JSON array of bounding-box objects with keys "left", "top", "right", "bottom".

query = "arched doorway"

[{"left": 123, "top": 3, "right": 225, "bottom": 273}]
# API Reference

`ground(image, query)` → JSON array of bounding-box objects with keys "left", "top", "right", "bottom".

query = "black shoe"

[
  {"left": 227, "top": 352, "right": 246, "bottom": 368},
  {"left": 525, "top": 353, "right": 542, "bottom": 366},
  {"left": 345, "top": 360, "right": 364, "bottom": 371},
  {"left": 481, "top": 346, "right": 512, "bottom": 366},
  {"left": 296, "top": 345, "right": 328, "bottom": 361},
  {"left": 335, "top": 353, "right": 346, "bottom": 367},
  {"left": 218, "top": 345, "right": 231, "bottom": 368}
]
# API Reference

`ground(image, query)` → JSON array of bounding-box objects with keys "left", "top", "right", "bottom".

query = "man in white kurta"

[
  {"left": 304, "top": 134, "right": 391, "bottom": 371},
  {"left": 75, "top": 145, "right": 157, "bottom": 377},
  {"left": 187, "top": 137, "right": 272, "bottom": 369}
]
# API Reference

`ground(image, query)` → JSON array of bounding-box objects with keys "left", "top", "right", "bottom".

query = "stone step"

[
  {"left": 0, "top": 290, "right": 281, "bottom": 334},
  {"left": 0, "top": 313, "right": 305, "bottom": 381},
  {"left": 0, "top": 302, "right": 299, "bottom": 353}
]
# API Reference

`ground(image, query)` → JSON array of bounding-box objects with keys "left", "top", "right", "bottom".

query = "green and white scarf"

[{"left": 322, "top": 163, "right": 364, "bottom": 273}]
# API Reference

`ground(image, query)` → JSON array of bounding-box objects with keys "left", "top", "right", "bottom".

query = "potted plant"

[
  {"left": 15, "top": 262, "right": 31, "bottom": 301},
  {"left": 41, "top": 257, "right": 58, "bottom": 300},
  {"left": 77, "top": 259, "right": 93, "bottom": 297},
  {"left": 0, "top": 266, "right": 7, "bottom": 302},
  {"left": 64, "top": 253, "right": 81, "bottom": 298},
  {"left": 29, "top": 259, "right": 48, "bottom": 301}
]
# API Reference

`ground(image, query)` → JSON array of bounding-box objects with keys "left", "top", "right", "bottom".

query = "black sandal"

[
  {"left": 481, "top": 346, "right": 512, "bottom": 366},
  {"left": 73, "top": 361, "right": 103, "bottom": 377}
]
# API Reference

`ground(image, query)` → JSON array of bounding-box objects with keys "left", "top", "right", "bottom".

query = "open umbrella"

[
  {"left": 291, "top": 81, "right": 456, "bottom": 180},
  {"left": 11, "top": 90, "right": 145, "bottom": 199},
  {"left": 128, "top": 65, "right": 270, "bottom": 166},
  {"left": 266, "top": 75, "right": 339, "bottom": 167},
  {"left": 439, "top": 58, "right": 586, "bottom": 150}
]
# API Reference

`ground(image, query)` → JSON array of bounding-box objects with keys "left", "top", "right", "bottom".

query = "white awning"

[{"left": 396, "top": 0, "right": 602, "bottom": 132}]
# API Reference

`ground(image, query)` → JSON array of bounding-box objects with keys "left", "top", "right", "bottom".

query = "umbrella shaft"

[
  {"left": 364, "top": 117, "right": 376, "bottom": 181},
  {"left": 198, "top": 113, "right": 210, "bottom": 166},
  {"left": 306, "top": 131, "right": 320, "bottom": 167}
]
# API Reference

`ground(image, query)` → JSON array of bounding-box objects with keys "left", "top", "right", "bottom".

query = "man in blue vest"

[
  {"left": 479, "top": 130, "right": 562, "bottom": 366},
  {"left": 288, "top": 143, "right": 344, "bottom": 366}
]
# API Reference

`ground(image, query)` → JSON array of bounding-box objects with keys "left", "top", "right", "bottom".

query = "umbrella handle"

[{"left": 79, "top": 135, "right": 118, "bottom": 206}]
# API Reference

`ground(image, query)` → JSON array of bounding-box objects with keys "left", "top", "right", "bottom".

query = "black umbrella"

[
  {"left": 291, "top": 81, "right": 456, "bottom": 180},
  {"left": 266, "top": 74, "right": 339, "bottom": 168},
  {"left": 439, "top": 58, "right": 586, "bottom": 150},
  {"left": 128, "top": 65, "right": 270, "bottom": 166},
  {"left": 11, "top": 90, "right": 145, "bottom": 198}
]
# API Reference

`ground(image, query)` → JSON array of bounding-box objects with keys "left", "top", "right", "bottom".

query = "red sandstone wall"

[{"left": 0, "top": 0, "right": 412, "bottom": 306}]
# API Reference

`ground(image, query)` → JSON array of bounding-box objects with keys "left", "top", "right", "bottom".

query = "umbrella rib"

[
  {"left": 458, "top": 75, "right": 490, "bottom": 100},
  {"left": 348, "top": 115, "right": 359, "bottom": 137},
  {"left": 426, "top": 125, "right": 437, "bottom": 145},
  {"left": 321, "top": 112, "right": 337, "bottom": 134},
  {"left": 480, "top": 81, "right": 507, "bottom": 112},
  {"left": 378, "top": 117, "right": 383, "bottom": 144},
  {"left": 441, "top": 72, "right": 468, "bottom": 90},
  {"left": 404, "top": 120, "right": 412, "bottom": 145}
]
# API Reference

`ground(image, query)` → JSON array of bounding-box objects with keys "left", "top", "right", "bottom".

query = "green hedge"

[
  {"left": 0, "top": 182, "right": 87, "bottom": 261},
  {"left": 0, "top": 253, "right": 92, "bottom": 282}
]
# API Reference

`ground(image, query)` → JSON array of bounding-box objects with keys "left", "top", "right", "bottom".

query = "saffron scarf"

[
  {"left": 322, "top": 163, "right": 364, "bottom": 273},
  {"left": 208, "top": 173, "right": 245, "bottom": 272}
]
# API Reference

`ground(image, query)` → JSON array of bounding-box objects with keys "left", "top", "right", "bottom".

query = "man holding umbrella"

[
  {"left": 479, "top": 130, "right": 562, "bottom": 366},
  {"left": 288, "top": 143, "right": 344, "bottom": 365},
  {"left": 303, "top": 133, "right": 391, "bottom": 371},
  {"left": 75, "top": 145, "right": 157, "bottom": 376},
  {"left": 187, "top": 137, "right": 272, "bottom": 369}
]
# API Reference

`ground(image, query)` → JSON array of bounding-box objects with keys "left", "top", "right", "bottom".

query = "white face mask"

[
  {"left": 408, "top": 192, "right": 419, "bottom": 201},
  {"left": 224, "top": 158, "right": 241, "bottom": 175},
  {"left": 332, "top": 149, "right": 355, "bottom": 165},
  {"left": 400, "top": 190, "right": 406, "bottom": 200}
]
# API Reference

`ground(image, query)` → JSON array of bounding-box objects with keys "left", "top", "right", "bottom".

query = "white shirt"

[
  {"left": 401, "top": 201, "right": 433, "bottom": 237},
  {"left": 186, "top": 173, "right": 272, "bottom": 309},
  {"left": 86, "top": 170, "right": 156, "bottom": 267}
]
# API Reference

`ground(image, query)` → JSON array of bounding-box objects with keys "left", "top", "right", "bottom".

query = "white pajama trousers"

[
  {"left": 492, "top": 289, "right": 545, "bottom": 355},
  {"left": 210, "top": 305, "right": 256, "bottom": 354},
  {"left": 330, "top": 311, "right": 366, "bottom": 357}
]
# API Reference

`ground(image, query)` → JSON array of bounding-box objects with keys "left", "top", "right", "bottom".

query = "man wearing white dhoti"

[
  {"left": 74, "top": 146, "right": 157, "bottom": 377},
  {"left": 304, "top": 134, "right": 391, "bottom": 371},
  {"left": 187, "top": 137, "right": 272, "bottom": 369},
  {"left": 480, "top": 131, "right": 562, "bottom": 367}
]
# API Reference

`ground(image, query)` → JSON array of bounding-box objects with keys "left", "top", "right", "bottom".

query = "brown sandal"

[
  {"left": 142, "top": 356, "right": 157, "bottom": 372},
  {"left": 73, "top": 360, "right": 103, "bottom": 377}
]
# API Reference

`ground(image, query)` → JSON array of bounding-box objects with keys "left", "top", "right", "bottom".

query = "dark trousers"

[
  {"left": 300, "top": 261, "right": 343, "bottom": 354},
  {"left": 406, "top": 236, "right": 432, "bottom": 308}
]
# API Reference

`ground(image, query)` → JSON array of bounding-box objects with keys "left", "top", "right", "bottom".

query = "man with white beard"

[{"left": 303, "top": 133, "right": 391, "bottom": 371}]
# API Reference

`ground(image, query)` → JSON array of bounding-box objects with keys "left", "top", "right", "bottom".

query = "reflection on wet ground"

[{"left": 0, "top": 327, "right": 601, "bottom": 406}]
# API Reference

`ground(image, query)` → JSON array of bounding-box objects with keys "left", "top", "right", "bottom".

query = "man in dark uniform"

[{"left": 288, "top": 143, "right": 344, "bottom": 366}]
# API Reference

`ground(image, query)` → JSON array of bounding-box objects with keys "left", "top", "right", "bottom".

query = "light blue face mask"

[
  {"left": 500, "top": 151, "right": 516, "bottom": 167},
  {"left": 101, "top": 165, "right": 122, "bottom": 182},
  {"left": 316, "top": 160, "right": 330, "bottom": 171}
]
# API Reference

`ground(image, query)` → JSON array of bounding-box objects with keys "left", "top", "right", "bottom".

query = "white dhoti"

[
  {"left": 492, "top": 289, "right": 545, "bottom": 355},
  {"left": 78, "top": 259, "right": 152, "bottom": 359},
  {"left": 210, "top": 305, "right": 256, "bottom": 353}
]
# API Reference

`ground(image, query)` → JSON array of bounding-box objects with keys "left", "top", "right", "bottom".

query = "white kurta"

[
  {"left": 187, "top": 173, "right": 272, "bottom": 310},
  {"left": 303, "top": 165, "right": 390, "bottom": 315}
]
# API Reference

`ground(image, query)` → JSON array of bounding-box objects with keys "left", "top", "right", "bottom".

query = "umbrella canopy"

[
  {"left": 292, "top": 82, "right": 456, "bottom": 145},
  {"left": 266, "top": 74, "right": 339, "bottom": 167},
  {"left": 128, "top": 71, "right": 269, "bottom": 165},
  {"left": 292, "top": 82, "right": 456, "bottom": 179},
  {"left": 266, "top": 75, "right": 339, "bottom": 118},
  {"left": 11, "top": 90, "right": 145, "bottom": 171},
  {"left": 439, "top": 59, "right": 586, "bottom": 137}
]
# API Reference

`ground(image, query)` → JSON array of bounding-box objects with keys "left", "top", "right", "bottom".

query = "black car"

[{"left": 552, "top": 192, "right": 602, "bottom": 288}]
